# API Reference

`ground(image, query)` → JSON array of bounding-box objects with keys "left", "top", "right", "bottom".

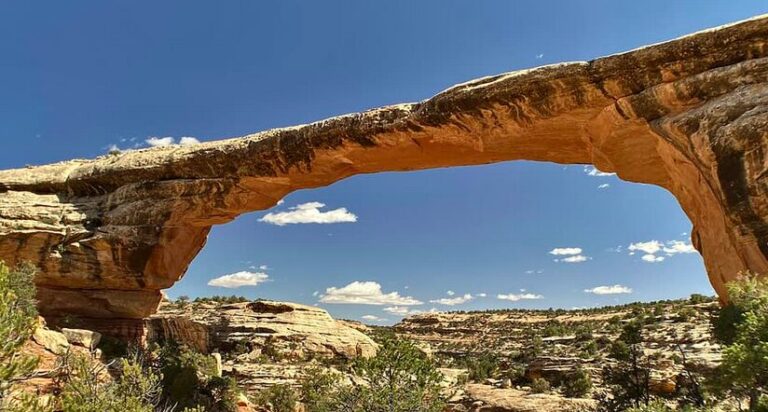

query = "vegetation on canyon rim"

[{"left": 1, "top": 261, "right": 768, "bottom": 411}]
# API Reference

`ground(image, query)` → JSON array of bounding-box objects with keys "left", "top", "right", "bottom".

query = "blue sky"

[{"left": 1, "top": 1, "right": 765, "bottom": 324}]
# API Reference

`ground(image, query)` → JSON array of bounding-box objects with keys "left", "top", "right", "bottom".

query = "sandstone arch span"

[{"left": 1, "top": 15, "right": 768, "bottom": 324}]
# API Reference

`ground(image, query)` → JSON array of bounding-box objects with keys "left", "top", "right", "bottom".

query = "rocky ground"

[
  {"left": 15, "top": 295, "right": 722, "bottom": 411},
  {"left": 394, "top": 297, "right": 721, "bottom": 411},
  {"left": 148, "top": 295, "right": 721, "bottom": 411}
]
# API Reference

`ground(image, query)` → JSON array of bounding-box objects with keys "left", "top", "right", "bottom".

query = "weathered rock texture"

[
  {"left": 147, "top": 300, "right": 377, "bottom": 359},
  {"left": 1, "top": 16, "right": 768, "bottom": 320}
]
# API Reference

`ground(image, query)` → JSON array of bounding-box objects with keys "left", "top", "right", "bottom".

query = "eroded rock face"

[
  {"left": 1, "top": 16, "right": 768, "bottom": 320},
  {"left": 147, "top": 300, "right": 378, "bottom": 360}
]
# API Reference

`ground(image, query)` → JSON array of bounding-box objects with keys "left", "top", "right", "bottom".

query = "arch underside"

[{"left": 0, "top": 15, "right": 767, "bottom": 324}]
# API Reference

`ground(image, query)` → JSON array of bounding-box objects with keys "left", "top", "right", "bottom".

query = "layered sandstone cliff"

[
  {"left": 1, "top": 15, "right": 768, "bottom": 321},
  {"left": 147, "top": 300, "right": 377, "bottom": 360}
]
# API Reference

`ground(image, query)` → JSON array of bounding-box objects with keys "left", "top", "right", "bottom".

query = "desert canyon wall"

[{"left": 0, "top": 15, "right": 767, "bottom": 325}]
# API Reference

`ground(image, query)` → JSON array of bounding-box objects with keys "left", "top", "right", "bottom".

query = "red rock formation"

[{"left": 1, "top": 15, "right": 767, "bottom": 322}]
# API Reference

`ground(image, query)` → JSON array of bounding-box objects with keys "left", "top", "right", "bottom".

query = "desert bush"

[
  {"left": 708, "top": 273, "right": 768, "bottom": 411},
  {"left": 530, "top": 377, "right": 550, "bottom": 393},
  {"left": 0, "top": 262, "right": 44, "bottom": 411},
  {"left": 562, "top": 368, "right": 592, "bottom": 398},
  {"left": 609, "top": 340, "right": 631, "bottom": 361},
  {"left": 253, "top": 384, "right": 297, "bottom": 412},
  {"left": 334, "top": 335, "right": 446, "bottom": 412},
  {"left": 458, "top": 352, "right": 498, "bottom": 382},
  {"left": 298, "top": 365, "right": 340, "bottom": 412},
  {"left": 157, "top": 343, "right": 238, "bottom": 411},
  {"left": 58, "top": 353, "right": 162, "bottom": 412}
]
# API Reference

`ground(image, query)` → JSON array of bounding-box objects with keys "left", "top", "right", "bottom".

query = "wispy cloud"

[
  {"left": 549, "top": 247, "right": 582, "bottom": 256},
  {"left": 319, "top": 281, "right": 422, "bottom": 306},
  {"left": 208, "top": 271, "right": 269, "bottom": 288},
  {"left": 558, "top": 255, "right": 591, "bottom": 263},
  {"left": 430, "top": 293, "right": 473, "bottom": 306},
  {"left": 598, "top": 183, "right": 610, "bottom": 189},
  {"left": 259, "top": 202, "right": 358, "bottom": 226},
  {"left": 497, "top": 292, "right": 543, "bottom": 302},
  {"left": 641, "top": 254, "right": 665, "bottom": 263},
  {"left": 584, "top": 166, "right": 615, "bottom": 177},
  {"left": 361, "top": 315, "right": 387, "bottom": 322},
  {"left": 584, "top": 285, "right": 632, "bottom": 295}
]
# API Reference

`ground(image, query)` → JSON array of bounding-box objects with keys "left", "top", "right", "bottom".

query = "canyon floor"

[{"left": 21, "top": 294, "right": 722, "bottom": 411}]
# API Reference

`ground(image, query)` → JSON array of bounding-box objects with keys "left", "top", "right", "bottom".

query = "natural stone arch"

[{"left": 1, "top": 15, "right": 768, "bottom": 326}]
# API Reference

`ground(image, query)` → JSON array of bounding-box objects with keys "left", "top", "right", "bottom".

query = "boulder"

[
  {"left": 32, "top": 328, "right": 69, "bottom": 355},
  {"left": 61, "top": 328, "right": 101, "bottom": 349}
]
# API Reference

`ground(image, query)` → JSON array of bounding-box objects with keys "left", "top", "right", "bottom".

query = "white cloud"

[
  {"left": 628, "top": 239, "right": 696, "bottom": 262},
  {"left": 663, "top": 240, "right": 696, "bottom": 255},
  {"left": 383, "top": 306, "right": 411, "bottom": 316},
  {"left": 208, "top": 271, "right": 269, "bottom": 288},
  {"left": 584, "top": 166, "right": 615, "bottom": 177},
  {"left": 361, "top": 315, "right": 387, "bottom": 322},
  {"left": 446, "top": 290, "right": 455, "bottom": 296},
  {"left": 319, "top": 281, "right": 422, "bottom": 306},
  {"left": 146, "top": 136, "right": 201, "bottom": 147},
  {"left": 584, "top": 285, "right": 632, "bottom": 295},
  {"left": 598, "top": 183, "right": 610, "bottom": 189},
  {"left": 556, "top": 255, "right": 591, "bottom": 263},
  {"left": 312, "top": 291, "right": 319, "bottom": 297},
  {"left": 536, "top": 53, "right": 544, "bottom": 59},
  {"left": 430, "top": 293, "right": 473, "bottom": 306},
  {"left": 642, "top": 254, "right": 665, "bottom": 263},
  {"left": 497, "top": 293, "right": 543, "bottom": 302},
  {"left": 179, "top": 137, "right": 201, "bottom": 146},
  {"left": 628, "top": 240, "right": 662, "bottom": 255},
  {"left": 549, "top": 247, "right": 582, "bottom": 256},
  {"left": 146, "top": 137, "right": 175, "bottom": 147},
  {"left": 259, "top": 202, "right": 358, "bottom": 226},
  {"left": 477, "top": 293, "right": 487, "bottom": 298}
]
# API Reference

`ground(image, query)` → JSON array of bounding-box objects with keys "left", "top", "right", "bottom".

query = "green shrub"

[
  {"left": 253, "top": 384, "right": 297, "bottom": 412},
  {"left": 609, "top": 341, "right": 631, "bottom": 361},
  {"left": 530, "top": 378, "right": 551, "bottom": 393},
  {"left": 157, "top": 343, "right": 237, "bottom": 411},
  {"left": 59, "top": 353, "right": 161, "bottom": 412},
  {"left": 708, "top": 273, "right": 768, "bottom": 411},
  {"left": 298, "top": 365, "right": 339, "bottom": 412},
  {"left": 0, "top": 262, "right": 42, "bottom": 411},
  {"left": 336, "top": 335, "right": 446, "bottom": 412},
  {"left": 562, "top": 368, "right": 592, "bottom": 398}
]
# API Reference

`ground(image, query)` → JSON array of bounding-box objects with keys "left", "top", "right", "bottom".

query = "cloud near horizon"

[
  {"left": 319, "top": 281, "right": 422, "bottom": 305},
  {"left": 430, "top": 293, "right": 473, "bottom": 306},
  {"left": 259, "top": 202, "right": 358, "bottom": 226},
  {"left": 584, "top": 284, "right": 632, "bottom": 295},
  {"left": 146, "top": 136, "right": 201, "bottom": 147},
  {"left": 497, "top": 292, "right": 543, "bottom": 301},
  {"left": 208, "top": 271, "right": 269, "bottom": 288}
]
